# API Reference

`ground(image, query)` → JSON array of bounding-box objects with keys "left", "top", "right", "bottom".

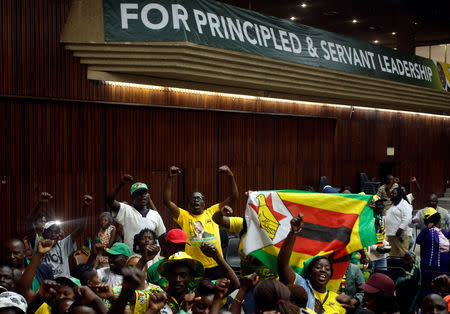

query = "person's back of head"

[
  {"left": 287, "top": 284, "right": 308, "bottom": 309},
  {"left": 254, "top": 279, "right": 299, "bottom": 314}
]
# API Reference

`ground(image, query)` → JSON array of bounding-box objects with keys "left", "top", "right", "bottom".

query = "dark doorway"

[{"left": 379, "top": 162, "right": 397, "bottom": 183}]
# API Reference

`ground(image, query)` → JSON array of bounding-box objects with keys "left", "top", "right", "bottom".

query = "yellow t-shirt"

[
  {"left": 313, "top": 290, "right": 346, "bottom": 314},
  {"left": 35, "top": 302, "right": 51, "bottom": 314},
  {"left": 229, "top": 217, "right": 244, "bottom": 234},
  {"left": 175, "top": 204, "right": 222, "bottom": 268}
]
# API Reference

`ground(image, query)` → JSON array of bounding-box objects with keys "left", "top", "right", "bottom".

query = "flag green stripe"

[{"left": 359, "top": 204, "right": 377, "bottom": 247}]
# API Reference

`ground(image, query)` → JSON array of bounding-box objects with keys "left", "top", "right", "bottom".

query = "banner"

[
  {"left": 103, "top": 0, "right": 450, "bottom": 92},
  {"left": 243, "top": 190, "right": 376, "bottom": 291}
]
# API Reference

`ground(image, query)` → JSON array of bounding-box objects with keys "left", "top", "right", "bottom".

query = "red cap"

[
  {"left": 359, "top": 273, "right": 395, "bottom": 295},
  {"left": 166, "top": 229, "right": 188, "bottom": 244}
]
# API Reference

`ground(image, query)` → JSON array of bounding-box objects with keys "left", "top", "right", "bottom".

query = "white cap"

[
  {"left": 43, "top": 220, "right": 61, "bottom": 230},
  {"left": 0, "top": 291, "right": 27, "bottom": 313}
]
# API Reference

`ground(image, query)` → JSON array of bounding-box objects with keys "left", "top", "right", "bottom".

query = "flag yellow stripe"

[{"left": 278, "top": 192, "right": 367, "bottom": 215}]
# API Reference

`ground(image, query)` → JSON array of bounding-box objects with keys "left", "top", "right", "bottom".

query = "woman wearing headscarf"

[
  {"left": 416, "top": 207, "right": 450, "bottom": 273},
  {"left": 385, "top": 187, "right": 413, "bottom": 257}
]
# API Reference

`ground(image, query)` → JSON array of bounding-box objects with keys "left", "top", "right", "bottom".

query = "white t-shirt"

[
  {"left": 41, "top": 236, "right": 77, "bottom": 278},
  {"left": 385, "top": 199, "right": 413, "bottom": 237},
  {"left": 97, "top": 267, "right": 123, "bottom": 287},
  {"left": 115, "top": 203, "right": 166, "bottom": 252}
]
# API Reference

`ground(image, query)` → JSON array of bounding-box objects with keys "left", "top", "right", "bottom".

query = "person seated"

[
  {"left": 133, "top": 228, "right": 163, "bottom": 269},
  {"left": 358, "top": 273, "right": 398, "bottom": 314},
  {"left": 40, "top": 195, "right": 92, "bottom": 278},
  {"left": 0, "top": 266, "right": 15, "bottom": 293},
  {"left": 163, "top": 165, "right": 238, "bottom": 280},
  {"left": 395, "top": 252, "right": 421, "bottom": 313},
  {"left": 2, "top": 238, "right": 53, "bottom": 293},
  {"left": 95, "top": 242, "right": 132, "bottom": 287},
  {"left": 420, "top": 294, "right": 449, "bottom": 314},
  {"left": 338, "top": 262, "right": 365, "bottom": 306},
  {"left": 96, "top": 212, "right": 117, "bottom": 268},
  {"left": 0, "top": 291, "right": 28, "bottom": 314},
  {"left": 416, "top": 207, "right": 450, "bottom": 274},
  {"left": 277, "top": 215, "right": 346, "bottom": 313}
]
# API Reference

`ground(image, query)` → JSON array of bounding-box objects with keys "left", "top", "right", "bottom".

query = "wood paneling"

[{"left": 0, "top": 0, "right": 449, "bottom": 244}]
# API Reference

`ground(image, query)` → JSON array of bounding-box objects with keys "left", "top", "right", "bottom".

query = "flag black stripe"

[{"left": 298, "top": 222, "right": 352, "bottom": 243}]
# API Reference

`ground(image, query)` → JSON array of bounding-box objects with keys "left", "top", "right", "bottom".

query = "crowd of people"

[{"left": 0, "top": 168, "right": 449, "bottom": 314}]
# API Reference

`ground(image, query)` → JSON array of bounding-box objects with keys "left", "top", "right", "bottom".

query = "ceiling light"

[
  {"left": 300, "top": 3, "right": 307, "bottom": 8},
  {"left": 391, "top": 32, "right": 396, "bottom": 35},
  {"left": 290, "top": 16, "right": 297, "bottom": 21},
  {"left": 352, "top": 19, "right": 358, "bottom": 24},
  {"left": 373, "top": 40, "right": 379, "bottom": 44}
]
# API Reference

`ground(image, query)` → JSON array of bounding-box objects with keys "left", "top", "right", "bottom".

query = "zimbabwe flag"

[{"left": 243, "top": 190, "right": 377, "bottom": 291}]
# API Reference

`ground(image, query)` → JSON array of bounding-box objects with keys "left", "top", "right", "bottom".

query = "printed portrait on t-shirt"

[{"left": 189, "top": 221, "right": 216, "bottom": 244}]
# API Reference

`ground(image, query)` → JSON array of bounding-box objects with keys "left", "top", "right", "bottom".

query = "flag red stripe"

[
  {"left": 282, "top": 200, "right": 359, "bottom": 228},
  {"left": 274, "top": 237, "right": 348, "bottom": 256}
]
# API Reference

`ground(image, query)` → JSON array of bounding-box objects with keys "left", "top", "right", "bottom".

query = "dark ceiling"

[{"left": 218, "top": 0, "right": 450, "bottom": 51}]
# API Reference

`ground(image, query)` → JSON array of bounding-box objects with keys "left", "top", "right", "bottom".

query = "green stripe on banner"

[
  {"left": 249, "top": 248, "right": 279, "bottom": 273},
  {"left": 359, "top": 204, "right": 377, "bottom": 247}
]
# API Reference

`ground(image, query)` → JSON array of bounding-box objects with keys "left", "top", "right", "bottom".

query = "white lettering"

[
  {"left": 328, "top": 42, "right": 338, "bottom": 62},
  {"left": 207, "top": 13, "right": 224, "bottom": 38},
  {"left": 289, "top": 33, "right": 301, "bottom": 54},
  {"left": 172, "top": 4, "right": 190, "bottom": 31},
  {"left": 321, "top": 40, "right": 330, "bottom": 60},
  {"left": 243, "top": 21, "right": 256, "bottom": 45},
  {"left": 120, "top": 3, "right": 138, "bottom": 29},
  {"left": 279, "top": 30, "right": 291, "bottom": 52},
  {"left": 270, "top": 28, "right": 283, "bottom": 50},
  {"left": 193, "top": 9, "right": 207, "bottom": 34},
  {"left": 259, "top": 25, "right": 271, "bottom": 47},
  {"left": 226, "top": 18, "right": 244, "bottom": 42},
  {"left": 141, "top": 3, "right": 169, "bottom": 30}
]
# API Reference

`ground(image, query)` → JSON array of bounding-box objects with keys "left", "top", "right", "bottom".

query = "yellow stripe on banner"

[
  {"left": 345, "top": 216, "right": 364, "bottom": 253},
  {"left": 278, "top": 192, "right": 367, "bottom": 215}
]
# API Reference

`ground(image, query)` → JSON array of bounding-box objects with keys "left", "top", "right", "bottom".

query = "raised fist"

[
  {"left": 122, "top": 174, "right": 134, "bottom": 183},
  {"left": 39, "top": 192, "right": 53, "bottom": 202},
  {"left": 169, "top": 166, "right": 181, "bottom": 177},
  {"left": 82, "top": 195, "right": 93, "bottom": 206},
  {"left": 290, "top": 214, "right": 304, "bottom": 233},
  {"left": 220, "top": 205, "right": 233, "bottom": 216},
  {"left": 218, "top": 165, "right": 232, "bottom": 175}
]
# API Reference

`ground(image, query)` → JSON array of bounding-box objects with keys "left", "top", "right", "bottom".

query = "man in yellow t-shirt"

[{"left": 163, "top": 165, "right": 238, "bottom": 279}]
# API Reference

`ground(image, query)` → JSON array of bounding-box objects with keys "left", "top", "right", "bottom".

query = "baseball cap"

[
  {"left": 158, "top": 252, "right": 204, "bottom": 279},
  {"left": 105, "top": 242, "right": 132, "bottom": 258},
  {"left": 322, "top": 185, "right": 339, "bottom": 193},
  {"left": 424, "top": 207, "right": 438, "bottom": 220},
  {"left": 0, "top": 291, "right": 27, "bottom": 313},
  {"left": 130, "top": 182, "right": 148, "bottom": 195},
  {"left": 43, "top": 220, "right": 62, "bottom": 231},
  {"left": 166, "top": 229, "right": 188, "bottom": 244},
  {"left": 55, "top": 276, "right": 81, "bottom": 288},
  {"left": 359, "top": 273, "right": 395, "bottom": 295}
]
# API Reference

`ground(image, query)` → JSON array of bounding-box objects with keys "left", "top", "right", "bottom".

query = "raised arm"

[
  {"left": 106, "top": 174, "right": 134, "bottom": 214},
  {"left": 200, "top": 242, "right": 240, "bottom": 291},
  {"left": 278, "top": 214, "right": 303, "bottom": 285},
  {"left": 218, "top": 165, "right": 239, "bottom": 208},
  {"left": 163, "top": 166, "right": 182, "bottom": 219},
  {"left": 17, "top": 239, "right": 54, "bottom": 301},
  {"left": 212, "top": 206, "right": 233, "bottom": 229},
  {"left": 71, "top": 195, "right": 92, "bottom": 240},
  {"left": 25, "top": 192, "right": 52, "bottom": 241}
]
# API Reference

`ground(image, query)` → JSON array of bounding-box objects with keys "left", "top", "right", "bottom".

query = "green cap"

[
  {"left": 130, "top": 182, "right": 149, "bottom": 195},
  {"left": 105, "top": 242, "right": 132, "bottom": 258},
  {"left": 55, "top": 276, "right": 81, "bottom": 288}
]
